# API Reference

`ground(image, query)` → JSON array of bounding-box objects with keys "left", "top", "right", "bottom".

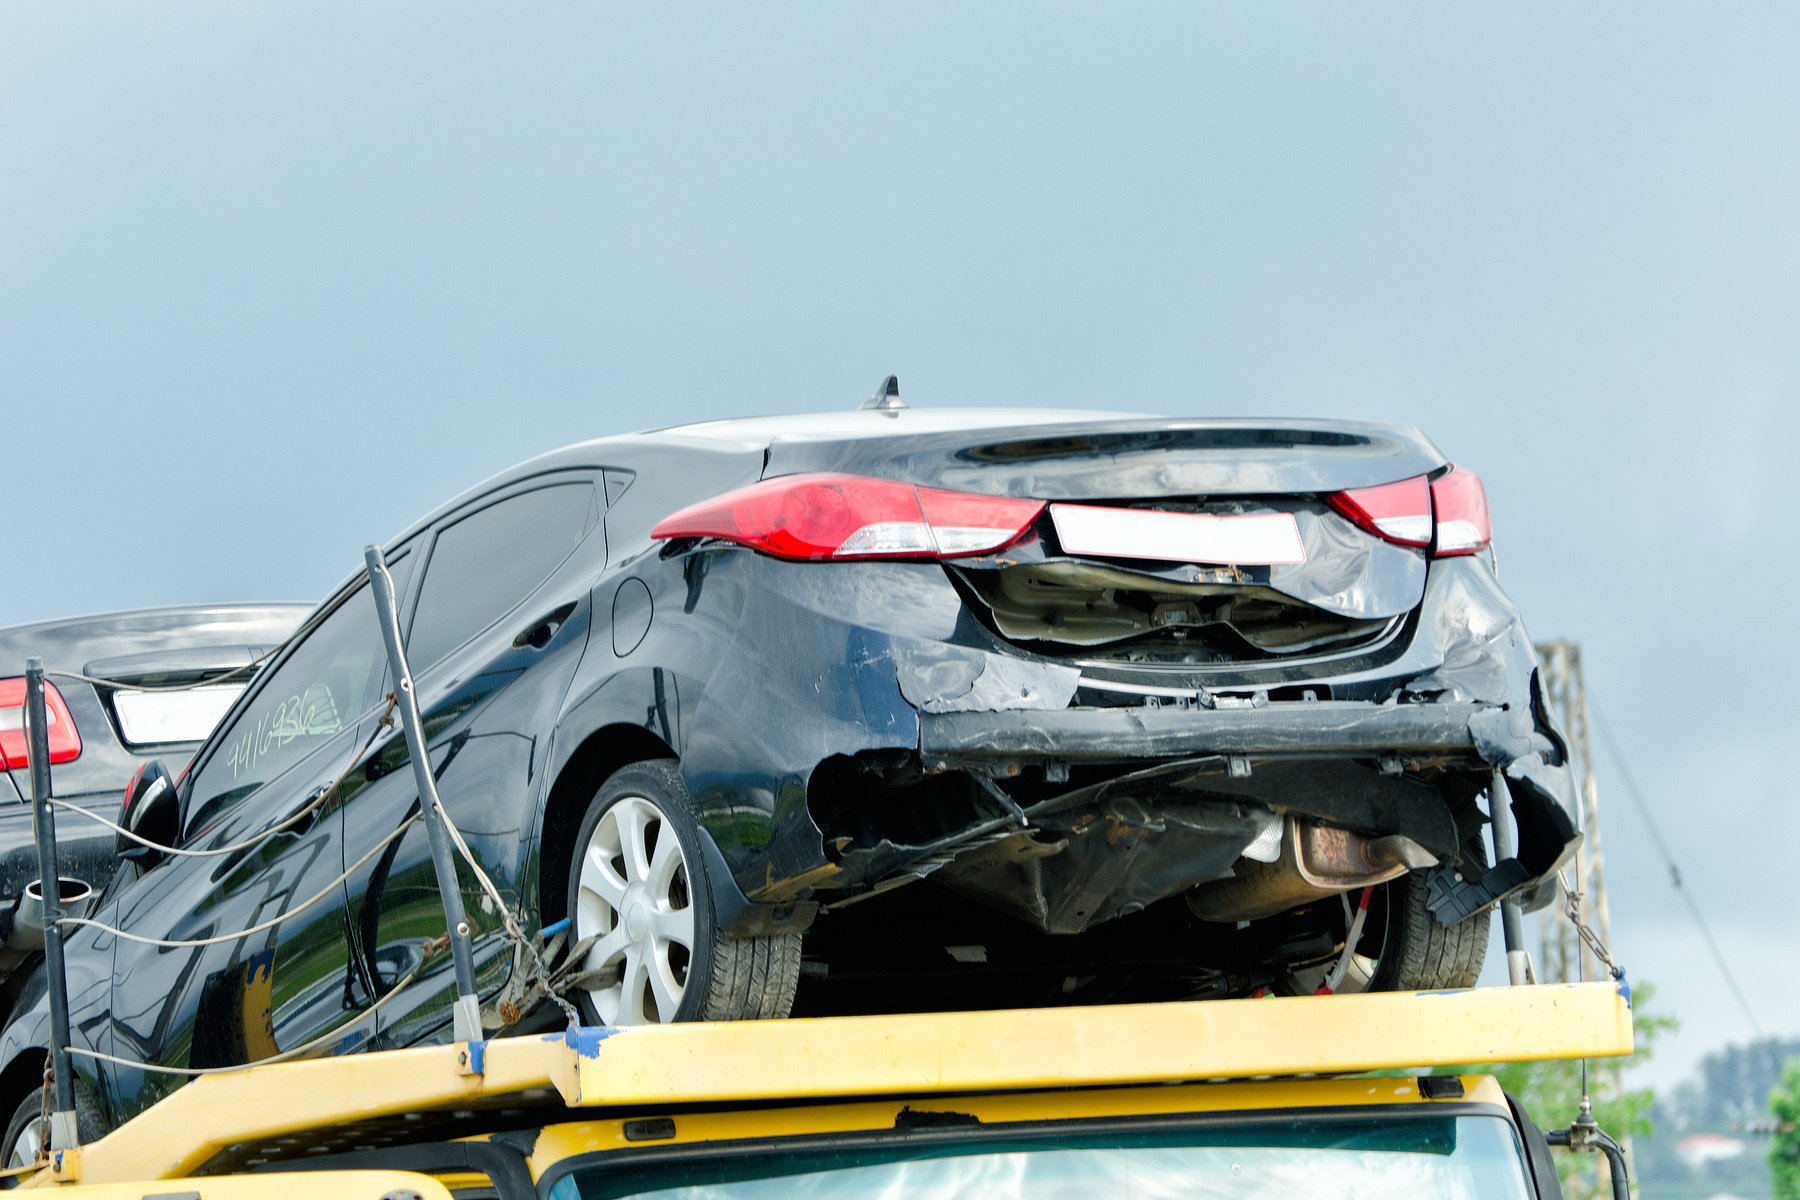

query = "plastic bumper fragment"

[{"left": 919, "top": 701, "right": 1513, "bottom": 766}]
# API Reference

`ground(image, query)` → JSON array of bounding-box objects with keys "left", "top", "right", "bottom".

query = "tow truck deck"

[{"left": 15, "top": 981, "right": 1633, "bottom": 1196}]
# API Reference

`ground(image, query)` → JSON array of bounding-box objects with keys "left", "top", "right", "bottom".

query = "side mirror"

[{"left": 119, "top": 761, "right": 178, "bottom": 865}]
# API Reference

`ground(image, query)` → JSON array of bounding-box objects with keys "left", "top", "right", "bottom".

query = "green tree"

[{"left": 1772, "top": 1059, "right": 1800, "bottom": 1200}]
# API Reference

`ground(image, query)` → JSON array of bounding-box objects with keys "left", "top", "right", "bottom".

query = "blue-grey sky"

[{"left": 3, "top": 3, "right": 1796, "bottom": 1090}]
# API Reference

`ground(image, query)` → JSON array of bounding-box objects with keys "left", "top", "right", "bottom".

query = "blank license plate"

[{"left": 1049, "top": 505, "right": 1305, "bottom": 565}]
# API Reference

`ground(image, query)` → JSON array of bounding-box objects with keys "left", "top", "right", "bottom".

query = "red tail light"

[
  {"left": 651, "top": 473, "right": 1047, "bottom": 561},
  {"left": 122, "top": 761, "right": 148, "bottom": 821},
  {"left": 0, "top": 677, "right": 83, "bottom": 771},
  {"left": 1327, "top": 476, "right": 1433, "bottom": 548},
  {"left": 1429, "top": 464, "right": 1492, "bottom": 556},
  {"left": 1330, "top": 465, "right": 1492, "bottom": 558}
]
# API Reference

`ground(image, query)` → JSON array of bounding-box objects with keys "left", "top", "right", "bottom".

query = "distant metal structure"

[
  {"left": 1535, "top": 640, "right": 1629, "bottom": 1197},
  {"left": 1534, "top": 640, "right": 1613, "bottom": 985}
]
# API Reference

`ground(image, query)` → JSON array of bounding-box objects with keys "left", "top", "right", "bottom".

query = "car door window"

[
  {"left": 406, "top": 482, "right": 594, "bottom": 671},
  {"left": 184, "top": 555, "right": 411, "bottom": 837}
]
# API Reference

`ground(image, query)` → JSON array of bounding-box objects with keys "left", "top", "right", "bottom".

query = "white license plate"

[
  {"left": 112, "top": 684, "right": 246, "bottom": 747},
  {"left": 1049, "top": 504, "right": 1305, "bottom": 565}
]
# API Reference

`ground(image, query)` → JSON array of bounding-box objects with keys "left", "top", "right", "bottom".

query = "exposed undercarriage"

[
  {"left": 767, "top": 578, "right": 1580, "bottom": 1007},
  {"left": 803, "top": 749, "right": 1489, "bottom": 931},
  {"left": 791, "top": 846, "right": 1447, "bottom": 1016}
]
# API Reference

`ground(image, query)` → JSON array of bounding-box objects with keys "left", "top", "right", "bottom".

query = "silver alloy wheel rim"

[
  {"left": 8, "top": 1112, "right": 44, "bottom": 1169},
  {"left": 573, "top": 793, "right": 696, "bottom": 1025}
]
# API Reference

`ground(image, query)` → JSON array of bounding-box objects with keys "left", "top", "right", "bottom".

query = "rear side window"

[
  {"left": 407, "top": 483, "right": 594, "bottom": 670},
  {"left": 184, "top": 556, "right": 411, "bottom": 836}
]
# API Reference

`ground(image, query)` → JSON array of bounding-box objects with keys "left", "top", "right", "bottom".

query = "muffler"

[
  {"left": 4, "top": 878, "right": 95, "bottom": 952},
  {"left": 1188, "top": 817, "right": 1437, "bottom": 922}
]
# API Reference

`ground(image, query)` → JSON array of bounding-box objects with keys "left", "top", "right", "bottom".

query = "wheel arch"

[
  {"left": 0, "top": 1046, "right": 45, "bottom": 1132},
  {"left": 0, "top": 964, "right": 50, "bottom": 1124},
  {"left": 536, "top": 723, "right": 677, "bottom": 928},
  {"left": 528, "top": 648, "right": 835, "bottom": 941}
]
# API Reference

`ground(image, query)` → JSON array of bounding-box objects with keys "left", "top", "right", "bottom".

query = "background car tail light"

[
  {"left": 1327, "top": 476, "right": 1433, "bottom": 547},
  {"left": 652, "top": 473, "right": 1046, "bottom": 561},
  {"left": 0, "top": 677, "right": 83, "bottom": 770},
  {"left": 1330, "top": 465, "right": 1493, "bottom": 558},
  {"left": 121, "top": 760, "right": 148, "bottom": 823},
  {"left": 1429, "top": 464, "right": 1492, "bottom": 556}
]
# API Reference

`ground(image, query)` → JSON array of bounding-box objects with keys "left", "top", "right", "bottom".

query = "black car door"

[
  {"left": 102, "top": 560, "right": 412, "bottom": 1120},
  {"left": 340, "top": 476, "right": 599, "bottom": 1047}
]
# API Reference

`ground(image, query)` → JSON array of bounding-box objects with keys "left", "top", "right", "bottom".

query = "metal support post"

[
  {"left": 1489, "top": 768, "right": 1534, "bottom": 986},
  {"left": 24, "top": 660, "right": 80, "bottom": 1149},
  {"left": 364, "top": 547, "right": 483, "bottom": 1048}
]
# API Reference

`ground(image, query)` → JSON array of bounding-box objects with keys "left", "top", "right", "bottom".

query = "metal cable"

[
  {"left": 58, "top": 817, "right": 417, "bottom": 948},
  {"left": 48, "top": 697, "right": 396, "bottom": 860},
  {"left": 51, "top": 796, "right": 320, "bottom": 860},
  {"left": 1591, "top": 700, "right": 1764, "bottom": 1037},
  {"left": 1320, "top": 886, "right": 1374, "bottom": 994},
  {"left": 62, "top": 955, "right": 431, "bottom": 1078},
  {"left": 70, "top": 799, "right": 572, "bottom": 1064},
  {"left": 436, "top": 804, "right": 523, "bottom": 944},
  {"left": 30, "top": 585, "right": 592, "bottom": 1080},
  {"left": 46, "top": 642, "right": 291, "bottom": 693},
  {"left": 432, "top": 797, "right": 581, "bottom": 1028}
]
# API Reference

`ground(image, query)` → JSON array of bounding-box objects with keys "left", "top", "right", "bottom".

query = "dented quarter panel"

[
  {"left": 894, "top": 642, "right": 1081, "bottom": 713},
  {"left": 575, "top": 551, "right": 969, "bottom": 897}
]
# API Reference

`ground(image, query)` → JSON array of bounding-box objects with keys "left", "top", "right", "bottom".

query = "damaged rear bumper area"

[
  {"left": 684, "top": 551, "right": 1579, "bottom": 942},
  {"left": 896, "top": 698, "right": 1578, "bottom": 934}
]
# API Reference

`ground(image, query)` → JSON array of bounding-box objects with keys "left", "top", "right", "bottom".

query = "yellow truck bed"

[{"left": 23, "top": 981, "right": 1632, "bottom": 1188}]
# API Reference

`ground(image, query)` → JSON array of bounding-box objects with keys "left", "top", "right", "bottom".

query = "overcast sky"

[{"left": 3, "top": 3, "right": 1796, "bottom": 1091}]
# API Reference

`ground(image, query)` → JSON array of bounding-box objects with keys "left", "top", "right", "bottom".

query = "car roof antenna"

[{"left": 861, "top": 374, "right": 906, "bottom": 413}]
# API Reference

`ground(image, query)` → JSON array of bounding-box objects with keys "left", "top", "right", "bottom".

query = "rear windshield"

[{"left": 548, "top": 1113, "right": 1533, "bottom": 1200}]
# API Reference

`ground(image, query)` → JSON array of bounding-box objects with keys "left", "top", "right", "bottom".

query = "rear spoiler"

[{"left": 80, "top": 647, "right": 272, "bottom": 688}]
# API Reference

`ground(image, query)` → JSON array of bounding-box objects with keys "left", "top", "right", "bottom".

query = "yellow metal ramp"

[{"left": 30, "top": 982, "right": 1633, "bottom": 1187}]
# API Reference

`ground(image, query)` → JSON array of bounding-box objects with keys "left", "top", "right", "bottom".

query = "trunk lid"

[
  {"left": 762, "top": 415, "right": 1446, "bottom": 499},
  {"left": 766, "top": 416, "right": 1439, "bottom": 660}
]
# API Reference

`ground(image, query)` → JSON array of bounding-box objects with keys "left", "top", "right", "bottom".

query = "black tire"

[
  {"left": 2, "top": 1078, "right": 103, "bottom": 1178},
  {"left": 563, "top": 759, "right": 800, "bottom": 1024},
  {"left": 1363, "top": 833, "right": 1492, "bottom": 992}
]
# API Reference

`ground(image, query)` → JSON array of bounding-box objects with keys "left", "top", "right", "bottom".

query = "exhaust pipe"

[
  {"left": 5, "top": 878, "right": 94, "bottom": 952},
  {"left": 1188, "top": 818, "right": 1437, "bottom": 923}
]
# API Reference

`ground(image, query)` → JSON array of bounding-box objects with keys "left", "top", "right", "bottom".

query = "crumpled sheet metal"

[
  {"left": 1401, "top": 559, "right": 1537, "bottom": 706},
  {"left": 894, "top": 640, "right": 1081, "bottom": 714},
  {"left": 934, "top": 796, "right": 1267, "bottom": 934},
  {"left": 824, "top": 759, "right": 1274, "bottom": 934},
  {"left": 953, "top": 499, "right": 1425, "bottom": 623},
  {"left": 746, "top": 552, "right": 1577, "bottom": 930},
  {"left": 918, "top": 700, "right": 1489, "bottom": 762}
]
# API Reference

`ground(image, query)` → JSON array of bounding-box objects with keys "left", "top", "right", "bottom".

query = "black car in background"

[
  {"left": 0, "top": 399, "right": 1580, "bottom": 1148},
  {"left": 0, "top": 606, "right": 306, "bottom": 933}
]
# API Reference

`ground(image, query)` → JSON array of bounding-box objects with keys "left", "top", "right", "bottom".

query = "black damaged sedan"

[{"left": 0, "top": 395, "right": 1578, "bottom": 1143}]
